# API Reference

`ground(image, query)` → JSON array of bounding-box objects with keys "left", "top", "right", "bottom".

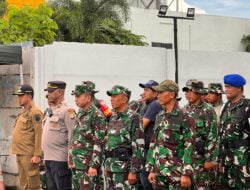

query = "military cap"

[
  {"left": 152, "top": 80, "right": 179, "bottom": 93},
  {"left": 139, "top": 80, "right": 159, "bottom": 89},
  {"left": 81, "top": 81, "right": 99, "bottom": 93},
  {"left": 44, "top": 81, "right": 66, "bottom": 92},
  {"left": 107, "top": 85, "right": 131, "bottom": 97},
  {"left": 71, "top": 82, "right": 95, "bottom": 97},
  {"left": 224, "top": 74, "right": 246, "bottom": 87},
  {"left": 182, "top": 79, "right": 204, "bottom": 94},
  {"left": 182, "top": 79, "right": 198, "bottom": 92},
  {"left": 12, "top": 84, "right": 34, "bottom": 96},
  {"left": 208, "top": 83, "right": 224, "bottom": 94},
  {"left": 203, "top": 87, "right": 209, "bottom": 95}
]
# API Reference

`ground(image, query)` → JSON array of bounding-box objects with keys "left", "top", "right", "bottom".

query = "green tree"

[
  {"left": 48, "top": 0, "right": 84, "bottom": 42},
  {"left": 80, "top": 0, "right": 129, "bottom": 43},
  {"left": 96, "top": 18, "right": 146, "bottom": 45},
  {"left": 241, "top": 34, "right": 250, "bottom": 52},
  {"left": 49, "top": 0, "right": 147, "bottom": 45},
  {"left": 0, "top": 5, "right": 58, "bottom": 46}
]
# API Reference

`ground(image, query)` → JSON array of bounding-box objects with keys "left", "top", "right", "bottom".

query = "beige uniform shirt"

[
  {"left": 42, "top": 102, "right": 75, "bottom": 162},
  {"left": 12, "top": 102, "right": 43, "bottom": 156}
]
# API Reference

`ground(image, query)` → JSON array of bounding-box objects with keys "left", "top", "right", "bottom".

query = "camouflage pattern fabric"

[
  {"left": 153, "top": 176, "right": 190, "bottom": 190},
  {"left": 69, "top": 104, "right": 107, "bottom": 190},
  {"left": 145, "top": 104, "right": 195, "bottom": 189},
  {"left": 129, "top": 100, "right": 145, "bottom": 115},
  {"left": 72, "top": 169, "right": 102, "bottom": 190},
  {"left": 207, "top": 83, "right": 224, "bottom": 94},
  {"left": 217, "top": 98, "right": 250, "bottom": 189},
  {"left": 107, "top": 85, "right": 131, "bottom": 97},
  {"left": 105, "top": 171, "right": 138, "bottom": 190},
  {"left": 39, "top": 154, "right": 47, "bottom": 190},
  {"left": 183, "top": 101, "right": 217, "bottom": 189},
  {"left": 104, "top": 108, "right": 144, "bottom": 189}
]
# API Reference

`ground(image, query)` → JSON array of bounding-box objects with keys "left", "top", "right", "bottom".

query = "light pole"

[{"left": 158, "top": 5, "right": 195, "bottom": 84}]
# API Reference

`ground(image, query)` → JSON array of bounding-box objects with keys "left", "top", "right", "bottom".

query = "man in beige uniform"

[
  {"left": 42, "top": 81, "right": 74, "bottom": 190},
  {"left": 12, "top": 84, "right": 43, "bottom": 190}
]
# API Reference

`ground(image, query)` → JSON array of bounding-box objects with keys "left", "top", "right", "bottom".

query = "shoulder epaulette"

[{"left": 67, "top": 108, "right": 76, "bottom": 119}]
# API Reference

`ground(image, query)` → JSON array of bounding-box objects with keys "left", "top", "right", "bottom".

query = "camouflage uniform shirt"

[
  {"left": 218, "top": 97, "right": 250, "bottom": 188},
  {"left": 183, "top": 101, "right": 217, "bottom": 189},
  {"left": 146, "top": 104, "right": 195, "bottom": 180},
  {"left": 129, "top": 100, "right": 145, "bottom": 115},
  {"left": 183, "top": 101, "right": 217, "bottom": 162},
  {"left": 69, "top": 104, "right": 107, "bottom": 170},
  {"left": 104, "top": 108, "right": 144, "bottom": 173}
]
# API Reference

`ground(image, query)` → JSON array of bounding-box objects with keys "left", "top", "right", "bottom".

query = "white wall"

[
  {"left": 34, "top": 42, "right": 168, "bottom": 110},
  {"left": 125, "top": 7, "right": 250, "bottom": 52},
  {"left": 166, "top": 49, "right": 250, "bottom": 105},
  {"left": 34, "top": 42, "right": 250, "bottom": 110}
]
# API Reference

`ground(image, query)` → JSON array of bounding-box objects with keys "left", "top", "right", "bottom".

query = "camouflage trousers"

[
  {"left": 192, "top": 159, "right": 211, "bottom": 190},
  {"left": 71, "top": 169, "right": 103, "bottom": 190},
  {"left": 40, "top": 170, "right": 47, "bottom": 190},
  {"left": 39, "top": 154, "right": 47, "bottom": 189},
  {"left": 105, "top": 171, "right": 137, "bottom": 190},
  {"left": 152, "top": 175, "right": 188, "bottom": 190},
  {"left": 217, "top": 165, "right": 250, "bottom": 190},
  {"left": 39, "top": 159, "right": 47, "bottom": 190}
]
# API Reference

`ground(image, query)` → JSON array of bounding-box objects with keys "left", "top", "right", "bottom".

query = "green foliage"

[
  {"left": 241, "top": 34, "right": 250, "bottom": 52},
  {"left": 79, "top": 0, "right": 129, "bottom": 43},
  {"left": 49, "top": 0, "right": 147, "bottom": 45},
  {"left": 0, "top": 5, "right": 58, "bottom": 46},
  {"left": 97, "top": 18, "right": 146, "bottom": 45},
  {"left": 49, "top": 0, "right": 84, "bottom": 42}
]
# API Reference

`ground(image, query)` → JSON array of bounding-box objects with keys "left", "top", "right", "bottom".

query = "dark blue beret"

[{"left": 224, "top": 74, "right": 246, "bottom": 87}]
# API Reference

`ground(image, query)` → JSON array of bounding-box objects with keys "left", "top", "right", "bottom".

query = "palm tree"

[
  {"left": 80, "top": 0, "right": 129, "bottom": 42},
  {"left": 48, "top": 0, "right": 84, "bottom": 41},
  {"left": 49, "top": 0, "right": 146, "bottom": 45}
]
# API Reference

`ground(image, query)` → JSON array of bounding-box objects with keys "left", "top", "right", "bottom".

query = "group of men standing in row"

[{"left": 10, "top": 73, "right": 249, "bottom": 190}]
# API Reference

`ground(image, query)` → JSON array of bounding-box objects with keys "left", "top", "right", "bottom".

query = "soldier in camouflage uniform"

[
  {"left": 129, "top": 93, "right": 145, "bottom": 115},
  {"left": 145, "top": 80, "right": 195, "bottom": 190},
  {"left": 80, "top": 81, "right": 113, "bottom": 120},
  {"left": 104, "top": 85, "right": 144, "bottom": 190},
  {"left": 69, "top": 82, "right": 107, "bottom": 190},
  {"left": 206, "top": 83, "right": 224, "bottom": 126},
  {"left": 202, "top": 88, "right": 209, "bottom": 103},
  {"left": 217, "top": 74, "right": 250, "bottom": 189},
  {"left": 182, "top": 80, "right": 217, "bottom": 190}
]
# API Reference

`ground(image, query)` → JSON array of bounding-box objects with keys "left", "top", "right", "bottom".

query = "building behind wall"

[{"left": 124, "top": 7, "right": 250, "bottom": 52}]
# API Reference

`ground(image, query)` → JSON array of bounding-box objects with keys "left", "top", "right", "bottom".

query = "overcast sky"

[{"left": 185, "top": 0, "right": 250, "bottom": 19}]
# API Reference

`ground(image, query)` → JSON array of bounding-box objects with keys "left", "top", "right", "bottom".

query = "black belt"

[
  {"left": 105, "top": 148, "right": 132, "bottom": 158},
  {"left": 105, "top": 149, "right": 119, "bottom": 158},
  {"left": 223, "top": 140, "right": 249, "bottom": 149}
]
